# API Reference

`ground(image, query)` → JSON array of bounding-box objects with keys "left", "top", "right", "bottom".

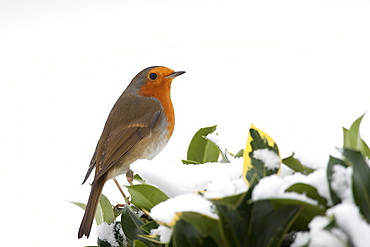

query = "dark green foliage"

[{"left": 72, "top": 115, "right": 370, "bottom": 247}]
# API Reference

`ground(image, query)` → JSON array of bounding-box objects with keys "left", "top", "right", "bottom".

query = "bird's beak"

[{"left": 166, "top": 71, "right": 186, "bottom": 78}]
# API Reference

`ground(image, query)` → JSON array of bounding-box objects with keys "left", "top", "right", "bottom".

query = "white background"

[{"left": 0, "top": 0, "right": 369, "bottom": 246}]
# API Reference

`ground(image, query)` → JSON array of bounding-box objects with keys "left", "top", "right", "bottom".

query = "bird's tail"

[{"left": 78, "top": 179, "right": 105, "bottom": 238}]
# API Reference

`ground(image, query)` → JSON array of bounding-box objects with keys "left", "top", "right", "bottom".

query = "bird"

[{"left": 78, "top": 66, "right": 185, "bottom": 239}]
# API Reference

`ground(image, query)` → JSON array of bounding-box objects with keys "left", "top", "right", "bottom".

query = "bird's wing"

[
  {"left": 82, "top": 149, "right": 96, "bottom": 184},
  {"left": 92, "top": 110, "right": 163, "bottom": 183}
]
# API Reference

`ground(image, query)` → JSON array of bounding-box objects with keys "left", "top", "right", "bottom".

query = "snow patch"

[
  {"left": 96, "top": 222, "right": 125, "bottom": 247},
  {"left": 306, "top": 216, "right": 347, "bottom": 247},
  {"left": 252, "top": 174, "right": 318, "bottom": 205},
  {"left": 253, "top": 148, "right": 280, "bottom": 170},
  {"left": 150, "top": 225, "right": 172, "bottom": 243},
  {"left": 328, "top": 203, "right": 370, "bottom": 247},
  {"left": 150, "top": 194, "right": 218, "bottom": 225},
  {"left": 205, "top": 133, "right": 234, "bottom": 162},
  {"left": 330, "top": 165, "right": 353, "bottom": 203},
  {"left": 131, "top": 158, "right": 246, "bottom": 198}
]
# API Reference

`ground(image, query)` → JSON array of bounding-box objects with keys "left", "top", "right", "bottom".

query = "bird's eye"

[{"left": 149, "top": 73, "right": 157, "bottom": 80}]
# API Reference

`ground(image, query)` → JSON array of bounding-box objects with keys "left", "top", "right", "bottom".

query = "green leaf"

[
  {"left": 326, "top": 156, "right": 348, "bottom": 206},
  {"left": 171, "top": 220, "right": 209, "bottom": 247},
  {"left": 97, "top": 239, "right": 112, "bottom": 247},
  {"left": 243, "top": 124, "right": 281, "bottom": 184},
  {"left": 285, "top": 183, "right": 328, "bottom": 209},
  {"left": 69, "top": 193, "right": 115, "bottom": 225},
  {"left": 254, "top": 206, "right": 302, "bottom": 247},
  {"left": 99, "top": 194, "right": 115, "bottom": 224},
  {"left": 178, "top": 212, "right": 225, "bottom": 246},
  {"left": 341, "top": 149, "right": 370, "bottom": 222},
  {"left": 186, "top": 125, "right": 219, "bottom": 164},
  {"left": 140, "top": 221, "right": 159, "bottom": 234},
  {"left": 282, "top": 153, "right": 315, "bottom": 175},
  {"left": 268, "top": 199, "right": 326, "bottom": 231},
  {"left": 343, "top": 113, "right": 370, "bottom": 159},
  {"left": 233, "top": 149, "right": 244, "bottom": 158},
  {"left": 210, "top": 192, "right": 246, "bottom": 207},
  {"left": 121, "top": 205, "right": 154, "bottom": 246},
  {"left": 138, "top": 232, "right": 163, "bottom": 245},
  {"left": 127, "top": 184, "right": 169, "bottom": 211},
  {"left": 203, "top": 134, "right": 232, "bottom": 163},
  {"left": 134, "top": 174, "right": 146, "bottom": 184},
  {"left": 133, "top": 240, "right": 148, "bottom": 247},
  {"left": 248, "top": 200, "right": 274, "bottom": 243},
  {"left": 69, "top": 201, "right": 86, "bottom": 211},
  {"left": 215, "top": 203, "right": 249, "bottom": 247},
  {"left": 181, "top": 159, "right": 200, "bottom": 165},
  {"left": 211, "top": 182, "right": 256, "bottom": 246}
]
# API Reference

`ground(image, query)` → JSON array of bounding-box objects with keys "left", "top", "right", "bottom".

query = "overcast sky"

[{"left": 1, "top": 0, "right": 370, "bottom": 246}]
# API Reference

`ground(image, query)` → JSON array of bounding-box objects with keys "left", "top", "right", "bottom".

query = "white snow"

[
  {"left": 330, "top": 165, "right": 354, "bottom": 203},
  {"left": 293, "top": 202, "right": 370, "bottom": 247},
  {"left": 305, "top": 169, "right": 332, "bottom": 206},
  {"left": 328, "top": 203, "right": 370, "bottom": 247},
  {"left": 253, "top": 148, "right": 281, "bottom": 170},
  {"left": 96, "top": 222, "right": 126, "bottom": 247},
  {"left": 290, "top": 232, "right": 309, "bottom": 247},
  {"left": 204, "top": 133, "right": 234, "bottom": 162},
  {"left": 134, "top": 147, "right": 370, "bottom": 247},
  {"left": 252, "top": 174, "right": 318, "bottom": 205},
  {"left": 131, "top": 158, "right": 247, "bottom": 198},
  {"left": 251, "top": 168, "right": 334, "bottom": 206},
  {"left": 293, "top": 151, "right": 329, "bottom": 170},
  {"left": 150, "top": 194, "right": 218, "bottom": 225},
  {"left": 204, "top": 173, "right": 247, "bottom": 199},
  {"left": 305, "top": 216, "right": 347, "bottom": 247},
  {"left": 150, "top": 225, "right": 172, "bottom": 243}
]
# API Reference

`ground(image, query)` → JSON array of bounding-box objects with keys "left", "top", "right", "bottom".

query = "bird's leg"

[
  {"left": 113, "top": 178, "right": 127, "bottom": 198},
  {"left": 112, "top": 170, "right": 134, "bottom": 208}
]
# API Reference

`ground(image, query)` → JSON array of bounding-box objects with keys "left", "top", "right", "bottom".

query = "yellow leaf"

[{"left": 243, "top": 124, "right": 280, "bottom": 185}]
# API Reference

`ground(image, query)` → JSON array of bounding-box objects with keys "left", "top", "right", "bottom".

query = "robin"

[{"left": 78, "top": 66, "right": 185, "bottom": 238}]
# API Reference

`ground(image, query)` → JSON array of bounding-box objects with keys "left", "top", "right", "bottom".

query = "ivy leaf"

[
  {"left": 99, "top": 194, "right": 115, "bottom": 225},
  {"left": 181, "top": 159, "right": 200, "bottom": 165},
  {"left": 343, "top": 113, "right": 370, "bottom": 159},
  {"left": 177, "top": 212, "right": 224, "bottom": 246},
  {"left": 282, "top": 153, "right": 315, "bottom": 175},
  {"left": 203, "top": 133, "right": 233, "bottom": 163},
  {"left": 326, "top": 156, "right": 348, "bottom": 206},
  {"left": 126, "top": 184, "right": 169, "bottom": 212},
  {"left": 69, "top": 193, "right": 114, "bottom": 225},
  {"left": 133, "top": 240, "right": 148, "bottom": 247},
  {"left": 171, "top": 219, "right": 217, "bottom": 247},
  {"left": 341, "top": 149, "right": 370, "bottom": 222},
  {"left": 134, "top": 173, "right": 146, "bottom": 184},
  {"left": 285, "top": 183, "right": 328, "bottom": 209},
  {"left": 266, "top": 198, "right": 325, "bottom": 231},
  {"left": 212, "top": 183, "right": 256, "bottom": 247},
  {"left": 140, "top": 221, "right": 159, "bottom": 234},
  {"left": 184, "top": 125, "right": 219, "bottom": 164},
  {"left": 254, "top": 205, "right": 302, "bottom": 247},
  {"left": 121, "top": 205, "right": 155, "bottom": 246},
  {"left": 243, "top": 124, "right": 280, "bottom": 185},
  {"left": 233, "top": 149, "right": 244, "bottom": 158},
  {"left": 215, "top": 203, "right": 248, "bottom": 247}
]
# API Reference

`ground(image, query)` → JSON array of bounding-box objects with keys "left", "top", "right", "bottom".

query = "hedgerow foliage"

[{"left": 73, "top": 115, "right": 370, "bottom": 247}]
